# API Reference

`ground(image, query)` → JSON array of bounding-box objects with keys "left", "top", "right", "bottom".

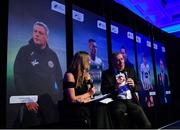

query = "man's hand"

[
  {"left": 115, "top": 76, "right": 126, "bottom": 89},
  {"left": 25, "top": 102, "right": 39, "bottom": 112},
  {"left": 127, "top": 78, "right": 135, "bottom": 88}
]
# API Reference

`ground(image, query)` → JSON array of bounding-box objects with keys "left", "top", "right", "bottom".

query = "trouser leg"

[
  {"left": 108, "top": 100, "right": 127, "bottom": 128},
  {"left": 126, "top": 100, "right": 151, "bottom": 128}
]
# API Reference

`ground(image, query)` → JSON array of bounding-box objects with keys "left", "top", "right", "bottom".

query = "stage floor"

[{"left": 159, "top": 120, "right": 180, "bottom": 129}]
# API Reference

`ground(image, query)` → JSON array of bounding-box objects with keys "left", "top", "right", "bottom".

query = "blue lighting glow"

[
  {"left": 162, "top": 24, "right": 180, "bottom": 33},
  {"left": 114, "top": 0, "right": 180, "bottom": 37},
  {"left": 149, "top": 15, "right": 156, "bottom": 23},
  {"left": 114, "top": 0, "right": 145, "bottom": 20}
]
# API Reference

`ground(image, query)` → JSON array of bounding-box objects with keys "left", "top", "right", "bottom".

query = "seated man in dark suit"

[{"left": 101, "top": 52, "right": 151, "bottom": 128}]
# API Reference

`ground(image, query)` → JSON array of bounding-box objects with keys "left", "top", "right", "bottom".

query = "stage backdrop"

[
  {"left": 73, "top": 5, "right": 108, "bottom": 95},
  {"left": 7, "top": 0, "right": 66, "bottom": 127},
  {"left": 111, "top": 21, "right": 136, "bottom": 72},
  {"left": 154, "top": 40, "right": 171, "bottom": 105},
  {"left": 136, "top": 33, "right": 156, "bottom": 108}
]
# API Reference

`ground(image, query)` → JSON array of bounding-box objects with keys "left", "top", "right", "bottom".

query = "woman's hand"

[
  {"left": 76, "top": 96, "right": 92, "bottom": 103},
  {"left": 88, "top": 87, "right": 96, "bottom": 96},
  {"left": 83, "top": 97, "right": 92, "bottom": 103},
  {"left": 76, "top": 97, "right": 84, "bottom": 103}
]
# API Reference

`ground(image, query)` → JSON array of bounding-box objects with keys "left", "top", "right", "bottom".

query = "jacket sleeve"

[
  {"left": 54, "top": 54, "right": 63, "bottom": 94},
  {"left": 101, "top": 71, "right": 109, "bottom": 94},
  {"left": 128, "top": 66, "right": 141, "bottom": 92},
  {"left": 14, "top": 47, "right": 29, "bottom": 95},
  {"left": 127, "top": 66, "right": 141, "bottom": 104},
  {"left": 101, "top": 70, "right": 117, "bottom": 97}
]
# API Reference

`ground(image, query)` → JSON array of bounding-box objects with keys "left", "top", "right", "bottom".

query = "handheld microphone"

[
  {"left": 84, "top": 68, "right": 93, "bottom": 88},
  {"left": 124, "top": 71, "right": 128, "bottom": 80},
  {"left": 84, "top": 68, "right": 94, "bottom": 98},
  {"left": 86, "top": 79, "right": 94, "bottom": 99}
]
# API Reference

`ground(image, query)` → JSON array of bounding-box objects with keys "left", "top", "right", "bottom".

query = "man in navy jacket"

[{"left": 14, "top": 21, "right": 63, "bottom": 127}]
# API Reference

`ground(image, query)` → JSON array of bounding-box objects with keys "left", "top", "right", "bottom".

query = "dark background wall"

[{"left": 0, "top": 0, "right": 8, "bottom": 128}]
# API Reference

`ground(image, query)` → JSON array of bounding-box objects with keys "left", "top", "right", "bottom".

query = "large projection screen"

[
  {"left": 73, "top": 5, "right": 108, "bottom": 95},
  {"left": 7, "top": 0, "right": 66, "bottom": 127}
]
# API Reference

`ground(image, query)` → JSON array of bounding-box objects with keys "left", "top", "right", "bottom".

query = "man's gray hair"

[{"left": 33, "top": 21, "right": 49, "bottom": 35}]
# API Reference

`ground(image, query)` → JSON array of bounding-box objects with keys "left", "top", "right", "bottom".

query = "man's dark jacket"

[{"left": 101, "top": 65, "right": 141, "bottom": 104}]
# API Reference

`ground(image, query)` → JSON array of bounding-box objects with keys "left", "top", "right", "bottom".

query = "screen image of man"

[
  {"left": 157, "top": 59, "right": 169, "bottom": 104},
  {"left": 140, "top": 53, "right": 154, "bottom": 107},
  {"left": 120, "top": 46, "right": 134, "bottom": 68},
  {"left": 14, "top": 21, "right": 63, "bottom": 127},
  {"left": 88, "top": 39, "right": 103, "bottom": 95}
]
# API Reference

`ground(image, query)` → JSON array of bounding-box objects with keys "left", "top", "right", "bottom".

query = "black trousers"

[
  {"left": 61, "top": 101, "right": 112, "bottom": 128},
  {"left": 62, "top": 103, "right": 92, "bottom": 128},
  {"left": 108, "top": 99, "right": 151, "bottom": 128}
]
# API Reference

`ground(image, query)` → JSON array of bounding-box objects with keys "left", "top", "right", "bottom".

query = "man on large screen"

[
  {"left": 157, "top": 59, "right": 169, "bottom": 104},
  {"left": 88, "top": 39, "right": 103, "bottom": 95},
  {"left": 140, "top": 53, "right": 154, "bottom": 107},
  {"left": 14, "top": 21, "right": 63, "bottom": 127},
  {"left": 120, "top": 46, "right": 134, "bottom": 68}
]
